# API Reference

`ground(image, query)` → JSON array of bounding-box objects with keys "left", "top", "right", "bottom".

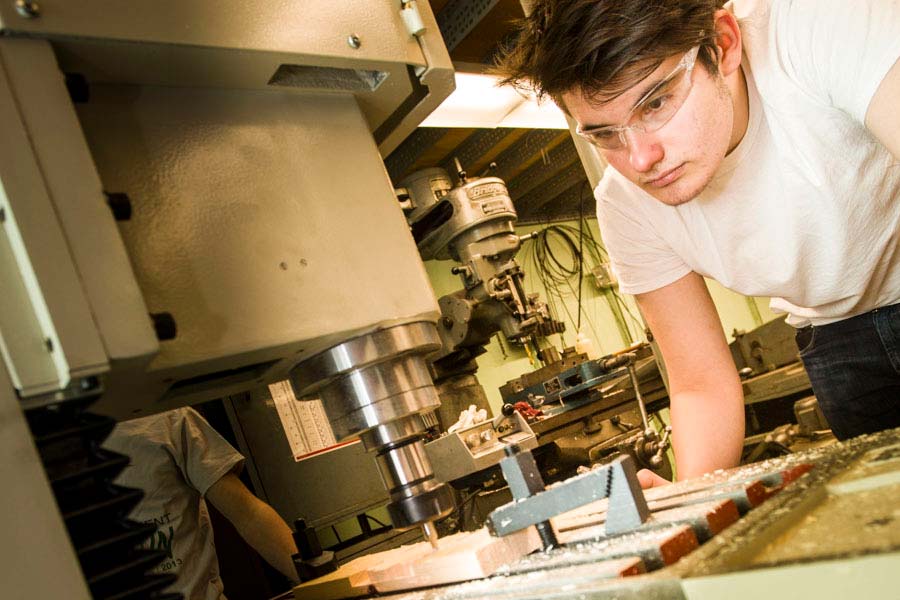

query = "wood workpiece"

[{"left": 293, "top": 526, "right": 541, "bottom": 599}]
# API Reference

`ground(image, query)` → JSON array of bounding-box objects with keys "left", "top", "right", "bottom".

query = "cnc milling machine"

[{"left": 0, "top": 1, "right": 458, "bottom": 597}]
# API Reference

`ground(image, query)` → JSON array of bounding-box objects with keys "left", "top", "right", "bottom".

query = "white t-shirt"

[
  {"left": 595, "top": 0, "right": 900, "bottom": 327},
  {"left": 103, "top": 407, "right": 244, "bottom": 600}
]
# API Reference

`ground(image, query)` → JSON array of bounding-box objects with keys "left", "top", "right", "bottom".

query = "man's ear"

[{"left": 713, "top": 9, "right": 743, "bottom": 77}]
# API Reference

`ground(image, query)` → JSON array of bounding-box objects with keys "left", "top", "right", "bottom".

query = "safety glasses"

[{"left": 576, "top": 46, "right": 701, "bottom": 151}]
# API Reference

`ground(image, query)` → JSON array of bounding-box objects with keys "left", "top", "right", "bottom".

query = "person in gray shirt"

[{"left": 104, "top": 407, "right": 298, "bottom": 600}]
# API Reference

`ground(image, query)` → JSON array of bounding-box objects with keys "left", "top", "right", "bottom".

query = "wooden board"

[
  {"left": 369, "top": 527, "right": 541, "bottom": 592},
  {"left": 293, "top": 526, "right": 540, "bottom": 599},
  {"left": 292, "top": 547, "right": 400, "bottom": 600}
]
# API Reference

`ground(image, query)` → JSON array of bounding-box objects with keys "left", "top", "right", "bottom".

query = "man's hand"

[{"left": 637, "top": 468, "right": 671, "bottom": 489}]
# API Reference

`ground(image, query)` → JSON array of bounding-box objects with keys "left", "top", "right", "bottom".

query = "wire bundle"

[{"left": 520, "top": 213, "right": 643, "bottom": 348}]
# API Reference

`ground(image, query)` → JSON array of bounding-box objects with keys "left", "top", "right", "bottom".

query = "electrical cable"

[
  {"left": 444, "top": 488, "right": 482, "bottom": 521},
  {"left": 573, "top": 216, "right": 645, "bottom": 337},
  {"left": 437, "top": 487, "right": 483, "bottom": 534},
  {"left": 522, "top": 216, "right": 617, "bottom": 347},
  {"left": 517, "top": 191, "right": 652, "bottom": 350},
  {"left": 365, "top": 514, "right": 389, "bottom": 528},
  {"left": 522, "top": 224, "right": 579, "bottom": 330}
]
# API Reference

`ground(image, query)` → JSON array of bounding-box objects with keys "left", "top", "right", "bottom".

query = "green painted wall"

[{"left": 424, "top": 218, "right": 781, "bottom": 414}]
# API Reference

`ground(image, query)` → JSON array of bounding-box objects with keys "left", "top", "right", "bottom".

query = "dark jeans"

[{"left": 796, "top": 304, "right": 900, "bottom": 440}]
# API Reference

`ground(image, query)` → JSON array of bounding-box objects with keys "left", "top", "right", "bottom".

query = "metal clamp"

[{"left": 487, "top": 450, "right": 650, "bottom": 542}]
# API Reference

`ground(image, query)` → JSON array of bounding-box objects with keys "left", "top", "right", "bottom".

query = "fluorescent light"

[
  {"left": 420, "top": 72, "right": 568, "bottom": 129},
  {"left": 500, "top": 95, "right": 569, "bottom": 129}
]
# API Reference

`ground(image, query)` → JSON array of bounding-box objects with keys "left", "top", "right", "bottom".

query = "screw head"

[
  {"left": 15, "top": 0, "right": 40, "bottom": 18},
  {"left": 150, "top": 312, "right": 178, "bottom": 341},
  {"left": 347, "top": 34, "right": 361, "bottom": 49}
]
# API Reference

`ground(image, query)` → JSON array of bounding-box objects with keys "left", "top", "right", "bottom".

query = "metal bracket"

[{"left": 487, "top": 452, "right": 651, "bottom": 538}]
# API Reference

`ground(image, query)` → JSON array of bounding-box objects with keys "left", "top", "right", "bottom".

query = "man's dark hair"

[{"left": 495, "top": 0, "right": 725, "bottom": 107}]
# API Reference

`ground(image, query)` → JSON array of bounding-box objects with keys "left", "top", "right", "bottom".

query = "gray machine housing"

[{"left": 0, "top": 2, "right": 458, "bottom": 597}]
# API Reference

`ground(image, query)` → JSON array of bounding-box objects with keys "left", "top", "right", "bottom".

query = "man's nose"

[{"left": 624, "top": 129, "right": 664, "bottom": 173}]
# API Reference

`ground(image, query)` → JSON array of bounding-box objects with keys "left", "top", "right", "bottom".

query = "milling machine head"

[{"left": 288, "top": 322, "right": 455, "bottom": 530}]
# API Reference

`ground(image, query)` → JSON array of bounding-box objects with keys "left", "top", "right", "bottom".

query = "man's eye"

[
  {"left": 591, "top": 129, "right": 616, "bottom": 140},
  {"left": 642, "top": 94, "right": 670, "bottom": 113}
]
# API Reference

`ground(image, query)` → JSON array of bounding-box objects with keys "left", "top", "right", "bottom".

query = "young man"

[
  {"left": 496, "top": 0, "right": 900, "bottom": 484},
  {"left": 104, "top": 407, "right": 299, "bottom": 599}
]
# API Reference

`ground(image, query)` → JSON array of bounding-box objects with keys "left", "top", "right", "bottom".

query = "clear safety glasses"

[{"left": 576, "top": 46, "right": 701, "bottom": 151}]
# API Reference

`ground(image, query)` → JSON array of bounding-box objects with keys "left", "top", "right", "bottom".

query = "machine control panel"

[{"left": 425, "top": 412, "right": 537, "bottom": 484}]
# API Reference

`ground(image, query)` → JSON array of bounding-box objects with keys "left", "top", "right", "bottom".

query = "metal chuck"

[{"left": 289, "top": 322, "right": 455, "bottom": 532}]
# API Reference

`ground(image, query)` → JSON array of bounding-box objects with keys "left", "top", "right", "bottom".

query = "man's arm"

[
  {"left": 866, "top": 56, "right": 900, "bottom": 160},
  {"left": 636, "top": 272, "right": 745, "bottom": 480},
  {"left": 206, "top": 472, "right": 299, "bottom": 584}
]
